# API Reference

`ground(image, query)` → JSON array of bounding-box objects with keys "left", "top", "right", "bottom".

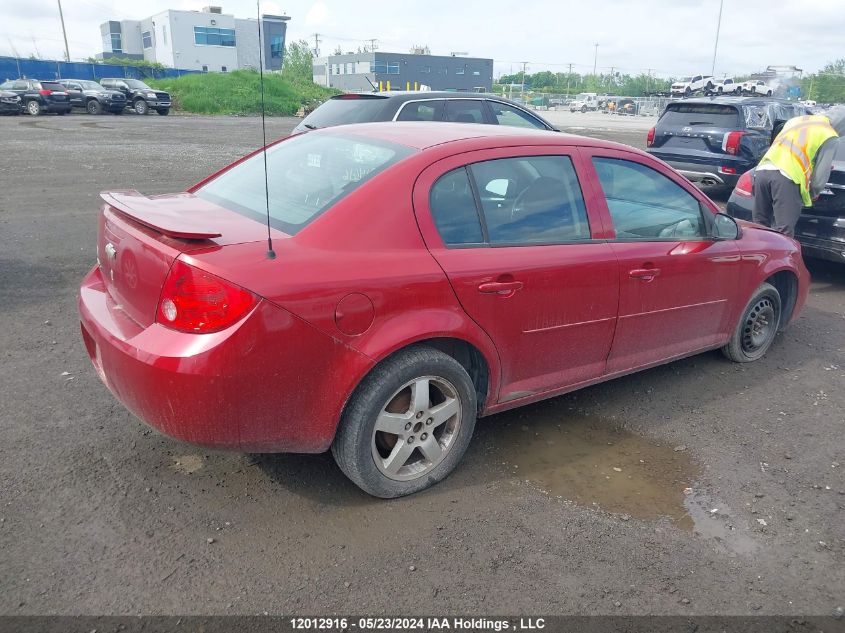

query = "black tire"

[
  {"left": 684, "top": 87, "right": 691, "bottom": 97},
  {"left": 156, "top": 108, "right": 169, "bottom": 116},
  {"left": 86, "top": 99, "right": 103, "bottom": 115},
  {"left": 26, "top": 100, "right": 41, "bottom": 116},
  {"left": 134, "top": 99, "right": 149, "bottom": 115},
  {"left": 332, "top": 346, "right": 478, "bottom": 498},
  {"left": 581, "top": 105, "right": 587, "bottom": 113},
  {"left": 722, "top": 282, "right": 781, "bottom": 363}
]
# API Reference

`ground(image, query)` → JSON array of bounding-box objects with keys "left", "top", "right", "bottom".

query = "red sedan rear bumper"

[{"left": 78, "top": 266, "right": 374, "bottom": 453}]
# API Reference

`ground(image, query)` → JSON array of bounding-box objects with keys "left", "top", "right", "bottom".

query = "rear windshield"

[
  {"left": 300, "top": 97, "right": 389, "bottom": 129},
  {"left": 660, "top": 103, "right": 740, "bottom": 128},
  {"left": 41, "top": 82, "right": 65, "bottom": 91},
  {"left": 195, "top": 132, "right": 415, "bottom": 235}
]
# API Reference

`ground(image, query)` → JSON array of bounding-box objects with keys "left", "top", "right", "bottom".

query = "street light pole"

[
  {"left": 711, "top": 0, "right": 724, "bottom": 76},
  {"left": 593, "top": 43, "right": 599, "bottom": 76},
  {"left": 520, "top": 61, "right": 528, "bottom": 99},
  {"left": 57, "top": 0, "right": 70, "bottom": 62}
]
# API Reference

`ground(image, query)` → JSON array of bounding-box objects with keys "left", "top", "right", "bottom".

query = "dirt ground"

[{"left": 0, "top": 113, "right": 843, "bottom": 617}]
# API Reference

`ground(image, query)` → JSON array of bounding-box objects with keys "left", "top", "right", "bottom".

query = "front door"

[
  {"left": 583, "top": 151, "right": 741, "bottom": 373},
  {"left": 413, "top": 147, "right": 619, "bottom": 403}
]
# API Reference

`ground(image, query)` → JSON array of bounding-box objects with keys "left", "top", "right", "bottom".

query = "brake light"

[
  {"left": 734, "top": 170, "right": 753, "bottom": 197},
  {"left": 38, "top": 89, "right": 52, "bottom": 96},
  {"left": 722, "top": 131, "right": 746, "bottom": 155},
  {"left": 647, "top": 127, "right": 656, "bottom": 147},
  {"left": 157, "top": 260, "right": 257, "bottom": 333},
  {"left": 719, "top": 166, "right": 737, "bottom": 174}
]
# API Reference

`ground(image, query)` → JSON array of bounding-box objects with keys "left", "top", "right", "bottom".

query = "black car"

[
  {"left": 0, "top": 89, "right": 22, "bottom": 115},
  {"left": 727, "top": 139, "right": 845, "bottom": 263},
  {"left": 58, "top": 79, "right": 126, "bottom": 115},
  {"left": 293, "top": 92, "right": 557, "bottom": 134},
  {"left": 0, "top": 79, "right": 72, "bottom": 116},
  {"left": 98, "top": 78, "right": 171, "bottom": 115},
  {"left": 647, "top": 97, "right": 808, "bottom": 188}
]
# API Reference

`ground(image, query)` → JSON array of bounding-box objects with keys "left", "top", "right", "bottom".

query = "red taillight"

[
  {"left": 719, "top": 166, "right": 737, "bottom": 174},
  {"left": 38, "top": 89, "right": 52, "bottom": 96},
  {"left": 157, "top": 260, "right": 257, "bottom": 333},
  {"left": 722, "top": 131, "right": 745, "bottom": 155},
  {"left": 734, "top": 170, "right": 753, "bottom": 197},
  {"left": 647, "top": 127, "right": 656, "bottom": 147}
]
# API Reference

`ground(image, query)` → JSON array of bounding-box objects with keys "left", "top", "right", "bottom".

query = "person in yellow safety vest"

[{"left": 753, "top": 108, "right": 845, "bottom": 237}]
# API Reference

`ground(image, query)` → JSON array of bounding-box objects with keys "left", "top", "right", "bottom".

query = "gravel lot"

[{"left": 1, "top": 113, "right": 843, "bottom": 617}]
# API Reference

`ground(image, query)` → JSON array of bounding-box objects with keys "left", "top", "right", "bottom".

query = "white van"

[{"left": 570, "top": 93, "right": 599, "bottom": 112}]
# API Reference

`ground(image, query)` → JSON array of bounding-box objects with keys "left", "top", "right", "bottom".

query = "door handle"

[
  {"left": 629, "top": 268, "right": 661, "bottom": 281},
  {"left": 478, "top": 280, "right": 524, "bottom": 295}
]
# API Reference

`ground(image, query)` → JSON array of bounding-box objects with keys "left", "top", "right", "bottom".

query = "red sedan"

[{"left": 78, "top": 123, "right": 810, "bottom": 497}]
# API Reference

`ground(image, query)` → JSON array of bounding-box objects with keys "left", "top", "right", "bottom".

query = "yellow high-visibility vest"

[{"left": 759, "top": 115, "right": 839, "bottom": 206}]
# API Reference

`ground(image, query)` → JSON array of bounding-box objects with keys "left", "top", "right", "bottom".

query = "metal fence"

[
  {"left": 0, "top": 56, "right": 201, "bottom": 83},
  {"left": 505, "top": 93, "right": 677, "bottom": 117}
]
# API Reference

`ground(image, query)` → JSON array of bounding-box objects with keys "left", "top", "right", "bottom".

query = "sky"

[{"left": 1, "top": 0, "right": 843, "bottom": 79}]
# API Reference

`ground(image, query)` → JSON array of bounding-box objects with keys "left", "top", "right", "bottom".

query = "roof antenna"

[{"left": 256, "top": 0, "right": 276, "bottom": 260}]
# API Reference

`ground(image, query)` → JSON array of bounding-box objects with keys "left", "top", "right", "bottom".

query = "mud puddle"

[
  {"left": 490, "top": 409, "right": 760, "bottom": 553},
  {"left": 496, "top": 413, "right": 698, "bottom": 526}
]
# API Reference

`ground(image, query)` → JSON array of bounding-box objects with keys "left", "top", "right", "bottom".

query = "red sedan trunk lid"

[{"left": 96, "top": 190, "right": 278, "bottom": 328}]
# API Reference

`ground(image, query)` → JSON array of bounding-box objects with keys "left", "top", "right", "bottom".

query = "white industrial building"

[{"left": 98, "top": 6, "right": 290, "bottom": 72}]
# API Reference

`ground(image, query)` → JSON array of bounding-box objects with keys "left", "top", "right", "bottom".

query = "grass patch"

[{"left": 149, "top": 70, "right": 340, "bottom": 115}]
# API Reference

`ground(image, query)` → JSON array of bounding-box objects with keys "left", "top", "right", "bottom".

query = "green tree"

[
  {"left": 802, "top": 59, "right": 845, "bottom": 102},
  {"left": 282, "top": 39, "right": 314, "bottom": 83}
]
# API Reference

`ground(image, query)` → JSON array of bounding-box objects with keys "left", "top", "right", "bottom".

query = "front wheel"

[
  {"left": 86, "top": 100, "right": 103, "bottom": 115},
  {"left": 722, "top": 282, "right": 781, "bottom": 363},
  {"left": 134, "top": 99, "right": 149, "bottom": 115},
  {"left": 156, "top": 108, "right": 169, "bottom": 116},
  {"left": 332, "top": 346, "right": 477, "bottom": 498},
  {"left": 26, "top": 100, "right": 41, "bottom": 116},
  {"left": 581, "top": 105, "right": 587, "bottom": 113}
]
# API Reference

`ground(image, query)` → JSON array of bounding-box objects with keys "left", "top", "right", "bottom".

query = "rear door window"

[
  {"left": 660, "top": 103, "right": 740, "bottom": 128},
  {"left": 396, "top": 100, "right": 444, "bottom": 122},
  {"left": 300, "top": 96, "right": 390, "bottom": 128},
  {"left": 41, "top": 82, "right": 65, "bottom": 92},
  {"left": 470, "top": 156, "right": 591, "bottom": 245},
  {"left": 429, "top": 168, "right": 484, "bottom": 245},
  {"left": 444, "top": 100, "right": 487, "bottom": 124}
]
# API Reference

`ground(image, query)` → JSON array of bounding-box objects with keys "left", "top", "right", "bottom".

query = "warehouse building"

[
  {"left": 313, "top": 52, "right": 494, "bottom": 92},
  {"left": 98, "top": 6, "right": 289, "bottom": 72}
]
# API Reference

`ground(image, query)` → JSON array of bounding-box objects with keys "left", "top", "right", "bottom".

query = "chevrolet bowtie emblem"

[{"left": 105, "top": 242, "right": 117, "bottom": 260}]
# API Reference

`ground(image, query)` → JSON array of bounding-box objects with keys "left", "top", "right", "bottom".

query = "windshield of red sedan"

[{"left": 195, "top": 132, "right": 414, "bottom": 235}]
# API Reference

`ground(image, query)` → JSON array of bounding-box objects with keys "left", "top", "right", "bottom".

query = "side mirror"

[{"left": 713, "top": 213, "right": 741, "bottom": 240}]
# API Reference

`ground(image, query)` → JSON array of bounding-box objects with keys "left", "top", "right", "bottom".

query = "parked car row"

[
  {"left": 0, "top": 78, "right": 171, "bottom": 116},
  {"left": 670, "top": 75, "right": 776, "bottom": 98}
]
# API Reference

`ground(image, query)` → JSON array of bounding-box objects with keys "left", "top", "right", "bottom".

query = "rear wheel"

[
  {"left": 580, "top": 105, "right": 587, "bottom": 113},
  {"left": 26, "top": 100, "right": 41, "bottom": 116},
  {"left": 86, "top": 99, "right": 103, "bottom": 115},
  {"left": 722, "top": 282, "right": 781, "bottom": 362},
  {"left": 332, "top": 346, "right": 477, "bottom": 498},
  {"left": 134, "top": 99, "right": 149, "bottom": 115}
]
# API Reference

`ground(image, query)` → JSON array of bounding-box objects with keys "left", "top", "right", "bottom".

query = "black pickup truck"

[
  {"left": 58, "top": 79, "right": 126, "bottom": 114},
  {"left": 98, "top": 78, "right": 171, "bottom": 115}
]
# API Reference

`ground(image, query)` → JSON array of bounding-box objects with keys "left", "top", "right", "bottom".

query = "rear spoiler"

[{"left": 100, "top": 190, "right": 222, "bottom": 239}]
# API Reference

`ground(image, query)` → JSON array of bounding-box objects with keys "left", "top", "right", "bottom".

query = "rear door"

[
  {"left": 582, "top": 149, "right": 741, "bottom": 372},
  {"left": 413, "top": 146, "right": 619, "bottom": 403},
  {"left": 64, "top": 82, "right": 83, "bottom": 107}
]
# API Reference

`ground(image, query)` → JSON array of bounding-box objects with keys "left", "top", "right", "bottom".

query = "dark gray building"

[{"left": 313, "top": 52, "right": 493, "bottom": 92}]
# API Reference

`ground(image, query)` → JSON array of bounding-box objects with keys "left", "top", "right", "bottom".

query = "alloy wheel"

[{"left": 371, "top": 376, "right": 462, "bottom": 481}]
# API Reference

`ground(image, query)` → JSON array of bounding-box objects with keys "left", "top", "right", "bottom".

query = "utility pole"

[
  {"left": 646, "top": 68, "right": 652, "bottom": 94},
  {"left": 312, "top": 33, "right": 321, "bottom": 57},
  {"left": 57, "top": 0, "right": 70, "bottom": 62},
  {"left": 566, "top": 62, "right": 572, "bottom": 98},
  {"left": 367, "top": 38, "right": 378, "bottom": 52},
  {"left": 520, "top": 61, "right": 528, "bottom": 100},
  {"left": 593, "top": 43, "right": 599, "bottom": 76},
  {"left": 711, "top": 0, "right": 724, "bottom": 76}
]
